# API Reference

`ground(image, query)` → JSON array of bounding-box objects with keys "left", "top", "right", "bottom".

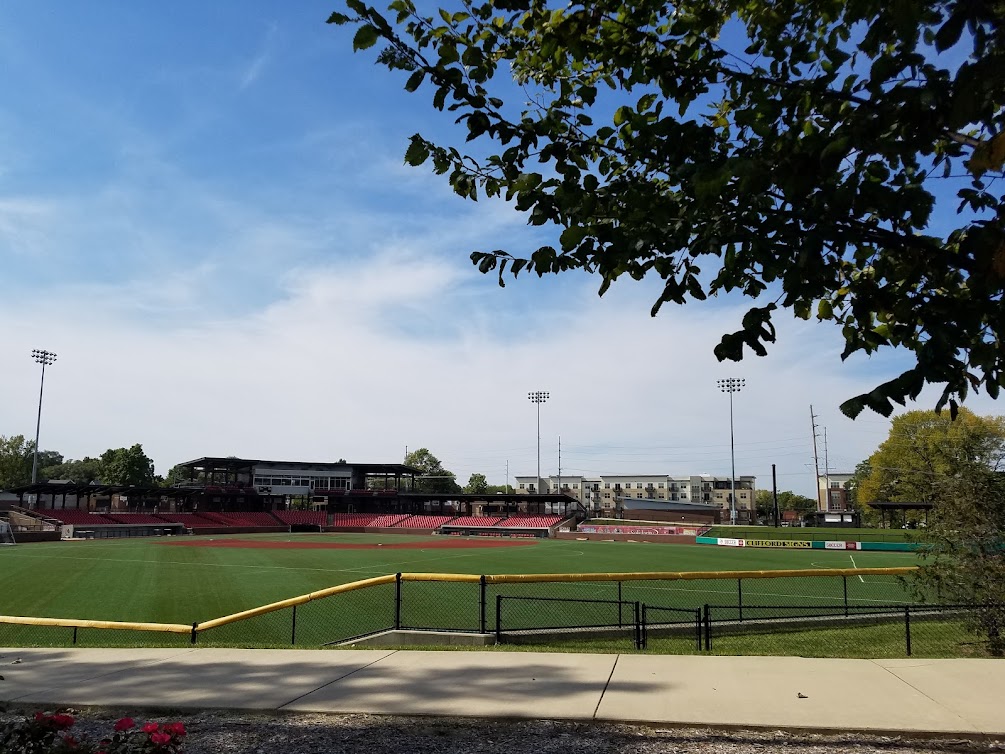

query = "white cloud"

[{"left": 3, "top": 239, "right": 1000, "bottom": 500}]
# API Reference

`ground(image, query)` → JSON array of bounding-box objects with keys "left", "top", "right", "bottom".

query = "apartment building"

[
  {"left": 817, "top": 472, "right": 854, "bottom": 511},
  {"left": 514, "top": 472, "right": 756, "bottom": 522}
]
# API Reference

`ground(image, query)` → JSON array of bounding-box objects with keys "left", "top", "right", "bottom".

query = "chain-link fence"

[{"left": 5, "top": 567, "right": 993, "bottom": 657}]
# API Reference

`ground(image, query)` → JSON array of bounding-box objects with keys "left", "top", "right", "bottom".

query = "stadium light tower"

[
  {"left": 30, "top": 349, "right": 57, "bottom": 485},
  {"left": 717, "top": 377, "right": 744, "bottom": 525},
  {"left": 527, "top": 391, "right": 549, "bottom": 494}
]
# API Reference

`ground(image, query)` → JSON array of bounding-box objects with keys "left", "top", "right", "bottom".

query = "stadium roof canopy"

[
  {"left": 175, "top": 457, "right": 423, "bottom": 475},
  {"left": 2, "top": 482, "right": 201, "bottom": 498}
]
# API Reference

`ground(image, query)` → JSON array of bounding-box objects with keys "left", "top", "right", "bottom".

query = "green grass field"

[{"left": 0, "top": 532, "right": 919, "bottom": 626}]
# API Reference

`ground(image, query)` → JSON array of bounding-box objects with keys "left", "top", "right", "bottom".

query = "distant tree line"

[{"left": 0, "top": 434, "right": 157, "bottom": 489}]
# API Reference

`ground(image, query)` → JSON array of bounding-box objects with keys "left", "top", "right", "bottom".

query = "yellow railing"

[{"left": 0, "top": 567, "right": 917, "bottom": 643}]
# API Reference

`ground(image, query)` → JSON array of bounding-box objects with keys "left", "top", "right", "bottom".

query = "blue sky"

[{"left": 1, "top": 2, "right": 999, "bottom": 498}]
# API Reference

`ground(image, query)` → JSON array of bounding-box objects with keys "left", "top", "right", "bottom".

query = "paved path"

[{"left": 1, "top": 647, "right": 1003, "bottom": 736}]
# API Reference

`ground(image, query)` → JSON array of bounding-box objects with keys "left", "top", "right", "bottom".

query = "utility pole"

[
  {"left": 506, "top": 460, "right": 510, "bottom": 494},
  {"left": 823, "top": 427, "right": 831, "bottom": 511},
  {"left": 810, "top": 405, "right": 822, "bottom": 511},
  {"left": 717, "top": 378, "right": 744, "bottom": 525},
  {"left": 528, "top": 391, "right": 549, "bottom": 495},
  {"left": 772, "top": 463, "right": 780, "bottom": 528},
  {"left": 557, "top": 436, "right": 562, "bottom": 517},
  {"left": 30, "top": 349, "right": 57, "bottom": 487}
]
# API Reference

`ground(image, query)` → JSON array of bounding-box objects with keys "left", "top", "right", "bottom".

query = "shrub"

[{"left": 0, "top": 712, "right": 186, "bottom": 753}]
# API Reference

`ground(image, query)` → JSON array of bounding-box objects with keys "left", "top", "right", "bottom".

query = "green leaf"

[
  {"left": 560, "top": 225, "right": 588, "bottom": 251},
  {"left": 327, "top": 12, "right": 352, "bottom": 25},
  {"left": 613, "top": 106, "right": 631, "bottom": 126},
  {"left": 934, "top": 12, "right": 966, "bottom": 52},
  {"left": 353, "top": 25, "right": 380, "bottom": 51},
  {"left": 404, "top": 137, "right": 430, "bottom": 166},
  {"left": 404, "top": 70, "right": 425, "bottom": 92}
]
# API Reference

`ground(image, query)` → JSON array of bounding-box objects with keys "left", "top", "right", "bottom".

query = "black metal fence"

[{"left": 2, "top": 569, "right": 993, "bottom": 657}]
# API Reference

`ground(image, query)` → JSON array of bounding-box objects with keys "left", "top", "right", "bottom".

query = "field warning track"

[{"left": 160, "top": 538, "right": 538, "bottom": 550}]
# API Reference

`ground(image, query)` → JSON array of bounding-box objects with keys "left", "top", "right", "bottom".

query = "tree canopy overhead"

[{"left": 331, "top": 0, "right": 1005, "bottom": 418}]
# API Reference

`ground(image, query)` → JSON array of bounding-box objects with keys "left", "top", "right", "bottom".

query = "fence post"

[
  {"left": 190, "top": 622, "right": 198, "bottom": 645},
  {"left": 695, "top": 609, "right": 702, "bottom": 651},
  {"left": 634, "top": 601, "right": 642, "bottom": 650},
  {"left": 479, "top": 575, "right": 487, "bottom": 634},
  {"left": 495, "top": 594, "right": 502, "bottom": 644},
  {"left": 618, "top": 581, "right": 623, "bottom": 627},
  {"left": 291, "top": 604, "right": 297, "bottom": 646},
  {"left": 641, "top": 604, "right": 648, "bottom": 650},
  {"left": 843, "top": 575, "right": 849, "bottom": 617},
  {"left": 703, "top": 604, "right": 711, "bottom": 651},
  {"left": 737, "top": 578, "right": 743, "bottom": 623},
  {"left": 905, "top": 606, "right": 912, "bottom": 656},
  {"left": 395, "top": 572, "right": 402, "bottom": 630}
]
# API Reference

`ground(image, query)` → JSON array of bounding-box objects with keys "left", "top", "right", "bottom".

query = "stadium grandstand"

[{"left": 1, "top": 455, "right": 581, "bottom": 540}]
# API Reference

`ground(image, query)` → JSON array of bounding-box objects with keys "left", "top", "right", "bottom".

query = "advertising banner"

[
  {"left": 824, "top": 541, "right": 847, "bottom": 550},
  {"left": 743, "top": 539, "right": 812, "bottom": 548},
  {"left": 718, "top": 538, "right": 743, "bottom": 547}
]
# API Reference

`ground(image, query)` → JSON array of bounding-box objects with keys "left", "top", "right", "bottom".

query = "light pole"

[
  {"left": 30, "top": 349, "right": 58, "bottom": 485},
  {"left": 717, "top": 377, "right": 744, "bottom": 525},
  {"left": 527, "top": 391, "right": 549, "bottom": 495}
]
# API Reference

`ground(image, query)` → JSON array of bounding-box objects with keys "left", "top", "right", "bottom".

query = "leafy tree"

[
  {"left": 0, "top": 434, "right": 34, "bottom": 489},
  {"left": 464, "top": 472, "right": 489, "bottom": 494},
  {"left": 754, "top": 489, "right": 816, "bottom": 520},
  {"left": 163, "top": 463, "right": 195, "bottom": 487},
  {"left": 40, "top": 457, "right": 103, "bottom": 485},
  {"left": 99, "top": 445, "right": 157, "bottom": 487},
  {"left": 910, "top": 465, "right": 1005, "bottom": 656},
  {"left": 404, "top": 447, "right": 462, "bottom": 493},
  {"left": 332, "top": 0, "right": 1005, "bottom": 418},
  {"left": 856, "top": 409, "right": 1005, "bottom": 506}
]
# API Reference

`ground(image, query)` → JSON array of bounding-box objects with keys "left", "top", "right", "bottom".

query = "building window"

[
  {"left": 605, "top": 483, "right": 611, "bottom": 489},
  {"left": 519, "top": 483, "right": 525, "bottom": 489},
  {"left": 658, "top": 482, "right": 665, "bottom": 489},
  {"left": 636, "top": 493, "right": 642, "bottom": 498},
  {"left": 604, "top": 492, "right": 611, "bottom": 499}
]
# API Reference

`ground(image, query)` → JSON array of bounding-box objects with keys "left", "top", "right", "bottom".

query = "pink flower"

[
  {"left": 142, "top": 722, "right": 160, "bottom": 733},
  {"left": 150, "top": 731, "right": 172, "bottom": 746},
  {"left": 50, "top": 713, "right": 75, "bottom": 730},
  {"left": 114, "top": 717, "right": 135, "bottom": 731},
  {"left": 164, "top": 722, "right": 187, "bottom": 736}
]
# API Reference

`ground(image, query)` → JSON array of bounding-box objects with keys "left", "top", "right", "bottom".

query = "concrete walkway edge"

[{"left": 1, "top": 648, "right": 1002, "bottom": 737}]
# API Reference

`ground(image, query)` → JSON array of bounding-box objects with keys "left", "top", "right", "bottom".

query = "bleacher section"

[
  {"left": 395, "top": 514, "right": 456, "bottom": 529},
  {"left": 447, "top": 516, "right": 505, "bottom": 527},
  {"left": 273, "top": 510, "right": 326, "bottom": 527},
  {"left": 201, "top": 511, "right": 282, "bottom": 527},
  {"left": 155, "top": 513, "right": 220, "bottom": 529},
  {"left": 330, "top": 512, "right": 380, "bottom": 527},
  {"left": 104, "top": 513, "right": 173, "bottom": 525},
  {"left": 18, "top": 508, "right": 568, "bottom": 538},
  {"left": 36, "top": 509, "right": 118, "bottom": 526},
  {"left": 496, "top": 515, "right": 564, "bottom": 528}
]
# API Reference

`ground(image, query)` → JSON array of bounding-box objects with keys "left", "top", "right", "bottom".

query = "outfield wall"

[
  {"left": 555, "top": 532, "right": 697, "bottom": 545},
  {"left": 696, "top": 536, "right": 921, "bottom": 552}
]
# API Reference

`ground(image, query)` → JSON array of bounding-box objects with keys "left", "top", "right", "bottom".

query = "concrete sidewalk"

[{"left": 1, "top": 647, "right": 1003, "bottom": 736}]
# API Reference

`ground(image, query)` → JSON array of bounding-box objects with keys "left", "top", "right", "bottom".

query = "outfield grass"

[{"left": 0, "top": 533, "right": 918, "bottom": 622}]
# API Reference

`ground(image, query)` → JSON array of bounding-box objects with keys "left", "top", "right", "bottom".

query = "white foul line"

[{"left": 849, "top": 554, "right": 865, "bottom": 582}]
